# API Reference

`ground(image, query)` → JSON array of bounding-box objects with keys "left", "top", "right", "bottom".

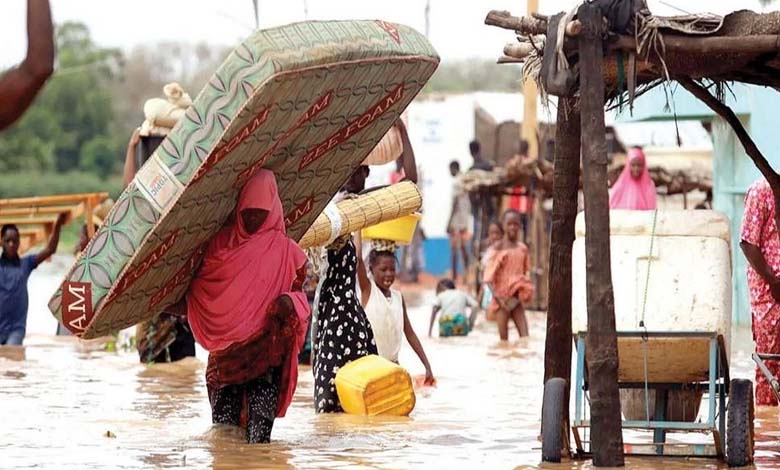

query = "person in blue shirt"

[{"left": 1, "top": 213, "right": 66, "bottom": 345}]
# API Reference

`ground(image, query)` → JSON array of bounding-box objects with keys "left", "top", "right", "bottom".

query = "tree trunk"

[
  {"left": 578, "top": 4, "right": 625, "bottom": 467},
  {"left": 542, "top": 98, "right": 580, "bottom": 453}
]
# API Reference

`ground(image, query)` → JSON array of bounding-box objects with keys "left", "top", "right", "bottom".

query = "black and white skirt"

[{"left": 313, "top": 239, "right": 377, "bottom": 413}]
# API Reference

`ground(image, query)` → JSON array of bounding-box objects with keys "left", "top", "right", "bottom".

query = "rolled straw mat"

[
  {"left": 49, "top": 20, "right": 439, "bottom": 338},
  {"left": 298, "top": 181, "right": 421, "bottom": 249}
]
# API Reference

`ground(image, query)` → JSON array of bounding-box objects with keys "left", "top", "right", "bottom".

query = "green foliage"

[
  {"left": 0, "top": 171, "right": 124, "bottom": 200},
  {"left": 81, "top": 135, "right": 123, "bottom": 177},
  {"left": 0, "top": 21, "right": 122, "bottom": 174}
]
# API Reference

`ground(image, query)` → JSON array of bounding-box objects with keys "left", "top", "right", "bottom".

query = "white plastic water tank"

[{"left": 571, "top": 210, "right": 732, "bottom": 354}]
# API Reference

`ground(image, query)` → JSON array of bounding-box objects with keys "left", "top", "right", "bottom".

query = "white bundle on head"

[
  {"left": 139, "top": 82, "right": 192, "bottom": 137},
  {"left": 370, "top": 239, "right": 397, "bottom": 254}
]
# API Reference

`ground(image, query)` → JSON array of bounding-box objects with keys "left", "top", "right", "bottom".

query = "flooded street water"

[{"left": 2, "top": 256, "right": 779, "bottom": 469}]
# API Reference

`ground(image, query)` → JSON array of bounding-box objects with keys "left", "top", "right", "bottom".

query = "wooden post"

[
  {"left": 522, "top": 0, "right": 540, "bottom": 161},
  {"left": 578, "top": 4, "right": 625, "bottom": 466},
  {"left": 542, "top": 98, "right": 581, "bottom": 455},
  {"left": 85, "top": 196, "right": 95, "bottom": 237}
]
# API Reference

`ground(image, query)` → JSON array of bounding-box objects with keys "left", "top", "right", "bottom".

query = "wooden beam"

[
  {"left": 578, "top": 4, "right": 625, "bottom": 467},
  {"left": 485, "top": 10, "right": 581, "bottom": 36},
  {"left": 543, "top": 97, "right": 581, "bottom": 460},
  {"left": 85, "top": 196, "right": 95, "bottom": 237},
  {"left": 0, "top": 192, "right": 109, "bottom": 208},
  {"left": 504, "top": 42, "right": 538, "bottom": 60},
  {"left": 679, "top": 77, "right": 780, "bottom": 242},
  {"left": 0, "top": 216, "right": 58, "bottom": 226},
  {"left": 497, "top": 55, "right": 525, "bottom": 64},
  {"left": 611, "top": 34, "right": 780, "bottom": 57},
  {"left": 0, "top": 203, "right": 83, "bottom": 217}
]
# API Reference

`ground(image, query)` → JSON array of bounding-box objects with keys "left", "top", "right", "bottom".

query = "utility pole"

[
  {"left": 303, "top": 0, "right": 309, "bottom": 19},
  {"left": 425, "top": 0, "right": 431, "bottom": 37},
  {"left": 252, "top": 0, "right": 259, "bottom": 29},
  {"left": 522, "top": 0, "right": 539, "bottom": 160}
]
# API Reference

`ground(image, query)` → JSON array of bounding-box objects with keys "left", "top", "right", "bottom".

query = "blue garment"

[{"left": 0, "top": 255, "right": 38, "bottom": 344}]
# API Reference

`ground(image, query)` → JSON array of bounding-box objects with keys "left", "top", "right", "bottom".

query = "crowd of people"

[{"left": 5, "top": 2, "right": 780, "bottom": 455}]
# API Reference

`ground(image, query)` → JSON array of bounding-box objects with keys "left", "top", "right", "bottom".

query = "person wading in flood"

[
  {"left": 171, "top": 169, "right": 309, "bottom": 443},
  {"left": 123, "top": 127, "right": 196, "bottom": 364},
  {"left": 609, "top": 146, "right": 657, "bottom": 211},
  {"left": 741, "top": 177, "right": 780, "bottom": 406},
  {"left": 1, "top": 213, "right": 66, "bottom": 345},
  {"left": 0, "top": 0, "right": 54, "bottom": 131},
  {"left": 483, "top": 210, "right": 533, "bottom": 341},
  {"left": 357, "top": 240, "right": 435, "bottom": 384}
]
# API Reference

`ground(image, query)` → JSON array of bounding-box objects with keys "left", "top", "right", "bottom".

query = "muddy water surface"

[{"left": 2, "top": 259, "right": 778, "bottom": 469}]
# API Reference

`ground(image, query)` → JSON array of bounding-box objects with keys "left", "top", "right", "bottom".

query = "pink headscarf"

[
  {"left": 187, "top": 169, "right": 309, "bottom": 352},
  {"left": 609, "top": 148, "right": 657, "bottom": 210}
]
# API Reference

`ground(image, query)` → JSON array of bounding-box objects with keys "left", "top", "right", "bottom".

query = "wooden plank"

[
  {"left": 19, "top": 227, "right": 46, "bottom": 239},
  {"left": 616, "top": 337, "right": 710, "bottom": 383},
  {"left": 85, "top": 196, "right": 95, "bottom": 237},
  {"left": 578, "top": 4, "right": 624, "bottom": 466},
  {"left": 0, "top": 216, "right": 58, "bottom": 226},
  {"left": 0, "top": 203, "right": 84, "bottom": 218},
  {"left": 0, "top": 192, "right": 108, "bottom": 207}
]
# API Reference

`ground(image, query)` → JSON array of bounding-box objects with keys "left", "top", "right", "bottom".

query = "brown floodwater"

[{"left": 3, "top": 261, "right": 780, "bottom": 469}]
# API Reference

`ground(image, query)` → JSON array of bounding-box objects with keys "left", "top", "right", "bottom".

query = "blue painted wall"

[
  {"left": 617, "top": 84, "right": 780, "bottom": 326},
  {"left": 423, "top": 237, "right": 467, "bottom": 276}
]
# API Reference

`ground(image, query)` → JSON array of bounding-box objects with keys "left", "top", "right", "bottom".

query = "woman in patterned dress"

[
  {"left": 483, "top": 210, "right": 534, "bottom": 340},
  {"left": 178, "top": 169, "right": 309, "bottom": 442},
  {"left": 741, "top": 177, "right": 780, "bottom": 406},
  {"left": 313, "top": 233, "right": 378, "bottom": 413}
]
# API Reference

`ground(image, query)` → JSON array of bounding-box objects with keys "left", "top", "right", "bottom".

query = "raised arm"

[
  {"left": 36, "top": 212, "right": 66, "bottom": 265},
  {"left": 123, "top": 129, "right": 141, "bottom": 185},
  {"left": 355, "top": 231, "right": 372, "bottom": 306},
  {"left": 396, "top": 119, "right": 417, "bottom": 184},
  {"left": 402, "top": 297, "right": 434, "bottom": 383},
  {"left": 0, "top": 0, "right": 54, "bottom": 131}
]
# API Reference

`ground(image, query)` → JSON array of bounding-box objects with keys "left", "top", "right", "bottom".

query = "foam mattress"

[{"left": 49, "top": 20, "right": 439, "bottom": 339}]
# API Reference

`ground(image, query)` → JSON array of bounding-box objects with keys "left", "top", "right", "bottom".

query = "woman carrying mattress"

[{"left": 173, "top": 169, "right": 309, "bottom": 443}]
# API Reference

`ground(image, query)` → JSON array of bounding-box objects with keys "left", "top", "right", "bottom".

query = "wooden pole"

[
  {"left": 523, "top": 0, "right": 539, "bottom": 162},
  {"left": 578, "top": 4, "right": 625, "bottom": 466},
  {"left": 543, "top": 98, "right": 581, "bottom": 457}
]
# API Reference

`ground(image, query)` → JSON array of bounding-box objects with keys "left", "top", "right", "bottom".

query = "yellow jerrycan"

[{"left": 335, "top": 355, "right": 416, "bottom": 416}]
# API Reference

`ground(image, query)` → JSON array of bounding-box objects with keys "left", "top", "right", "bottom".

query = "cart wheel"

[
  {"left": 542, "top": 377, "right": 566, "bottom": 463},
  {"left": 727, "top": 379, "right": 754, "bottom": 467}
]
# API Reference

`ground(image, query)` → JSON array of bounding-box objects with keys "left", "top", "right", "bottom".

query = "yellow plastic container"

[
  {"left": 335, "top": 355, "right": 416, "bottom": 416},
  {"left": 361, "top": 213, "right": 421, "bottom": 245}
]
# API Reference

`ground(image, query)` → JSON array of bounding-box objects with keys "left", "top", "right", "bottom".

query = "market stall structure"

[{"left": 487, "top": 3, "right": 780, "bottom": 467}]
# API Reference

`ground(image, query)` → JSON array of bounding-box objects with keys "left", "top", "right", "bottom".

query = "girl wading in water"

[
  {"left": 173, "top": 169, "right": 309, "bottom": 443},
  {"left": 483, "top": 210, "right": 534, "bottom": 340},
  {"left": 357, "top": 240, "right": 435, "bottom": 384}
]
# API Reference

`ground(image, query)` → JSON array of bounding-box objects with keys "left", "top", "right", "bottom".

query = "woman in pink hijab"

[
  {"left": 609, "top": 146, "right": 657, "bottom": 210},
  {"left": 185, "top": 169, "right": 309, "bottom": 443}
]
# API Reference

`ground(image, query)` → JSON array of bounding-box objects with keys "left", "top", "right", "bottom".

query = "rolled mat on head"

[
  {"left": 49, "top": 20, "right": 439, "bottom": 339},
  {"left": 298, "top": 181, "right": 421, "bottom": 249}
]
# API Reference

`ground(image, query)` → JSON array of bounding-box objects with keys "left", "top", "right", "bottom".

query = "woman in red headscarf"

[
  {"left": 185, "top": 169, "right": 309, "bottom": 443},
  {"left": 609, "top": 147, "right": 657, "bottom": 210}
]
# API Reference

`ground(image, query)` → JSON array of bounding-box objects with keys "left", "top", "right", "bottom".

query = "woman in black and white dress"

[{"left": 313, "top": 235, "right": 377, "bottom": 413}]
